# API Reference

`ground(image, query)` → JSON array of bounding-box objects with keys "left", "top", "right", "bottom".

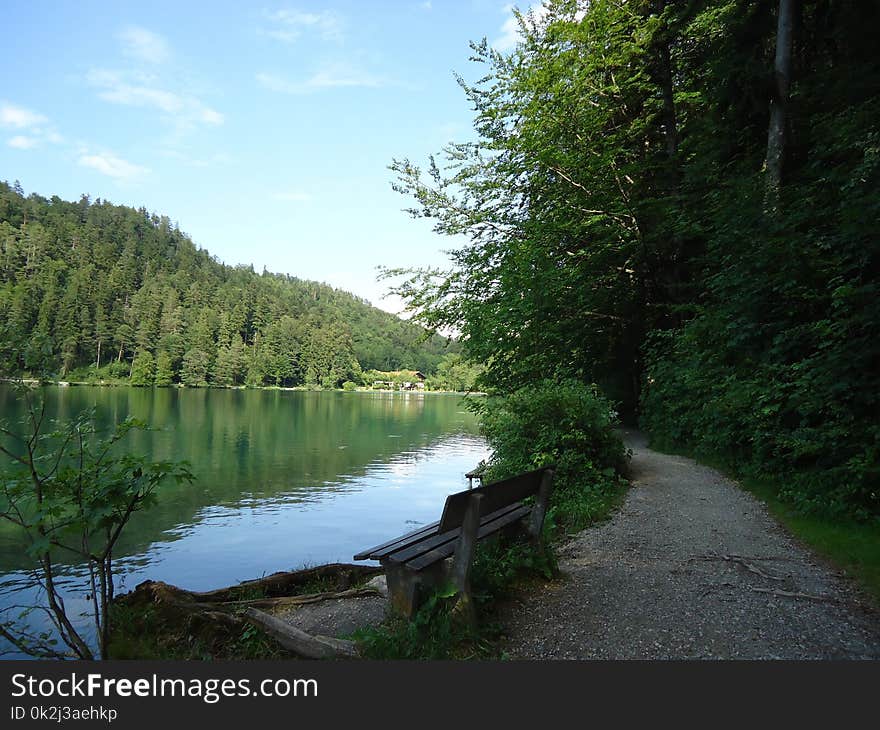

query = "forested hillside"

[
  {"left": 0, "top": 182, "right": 452, "bottom": 387},
  {"left": 388, "top": 0, "right": 878, "bottom": 519}
]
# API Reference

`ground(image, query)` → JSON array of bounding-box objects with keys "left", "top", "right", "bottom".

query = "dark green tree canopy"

[
  {"left": 387, "top": 0, "right": 879, "bottom": 519},
  {"left": 0, "top": 184, "right": 455, "bottom": 387}
]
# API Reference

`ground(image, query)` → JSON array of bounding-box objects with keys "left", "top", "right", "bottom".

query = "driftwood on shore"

[
  {"left": 113, "top": 563, "right": 383, "bottom": 659},
  {"left": 244, "top": 608, "right": 359, "bottom": 658},
  {"left": 190, "top": 563, "right": 382, "bottom": 602}
]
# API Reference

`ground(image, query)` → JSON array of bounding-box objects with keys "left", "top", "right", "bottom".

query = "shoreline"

[{"left": 0, "top": 377, "right": 485, "bottom": 396}]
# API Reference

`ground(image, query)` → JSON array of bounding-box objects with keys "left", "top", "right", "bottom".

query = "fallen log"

[
  {"left": 245, "top": 608, "right": 359, "bottom": 659},
  {"left": 212, "top": 586, "right": 382, "bottom": 610},
  {"left": 111, "top": 564, "right": 385, "bottom": 659},
  {"left": 191, "top": 564, "right": 382, "bottom": 603}
]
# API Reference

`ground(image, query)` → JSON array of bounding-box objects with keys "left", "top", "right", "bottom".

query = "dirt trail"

[{"left": 502, "top": 432, "right": 880, "bottom": 659}]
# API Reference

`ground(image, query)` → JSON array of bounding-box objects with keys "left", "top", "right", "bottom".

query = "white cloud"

[
  {"left": 0, "top": 103, "right": 48, "bottom": 129},
  {"left": 273, "top": 191, "right": 313, "bottom": 202},
  {"left": 257, "top": 65, "right": 385, "bottom": 94},
  {"left": 263, "top": 9, "right": 343, "bottom": 43},
  {"left": 1, "top": 103, "right": 64, "bottom": 148},
  {"left": 421, "top": 1, "right": 432, "bottom": 9},
  {"left": 7, "top": 135, "right": 37, "bottom": 150},
  {"left": 118, "top": 26, "right": 171, "bottom": 64},
  {"left": 87, "top": 69, "right": 224, "bottom": 127},
  {"left": 78, "top": 151, "right": 148, "bottom": 180}
]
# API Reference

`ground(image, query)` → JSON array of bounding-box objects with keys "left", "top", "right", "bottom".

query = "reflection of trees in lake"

[{"left": 0, "top": 387, "right": 480, "bottom": 570}]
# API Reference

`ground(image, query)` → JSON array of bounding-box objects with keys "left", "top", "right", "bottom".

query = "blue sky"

[{"left": 0, "top": 1, "right": 534, "bottom": 313}]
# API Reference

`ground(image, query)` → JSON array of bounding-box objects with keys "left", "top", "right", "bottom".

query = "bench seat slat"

[
  {"left": 404, "top": 504, "right": 532, "bottom": 572},
  {"left": 353, "top": 519, "right": 441, "bottom": 561},
  {"left": 386, "top": 502, "right": 528, "bottom": 567}
]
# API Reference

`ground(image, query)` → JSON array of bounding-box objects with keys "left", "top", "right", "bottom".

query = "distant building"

[{"left": 371, "top": 370, "right": 426, "bottom": 391}]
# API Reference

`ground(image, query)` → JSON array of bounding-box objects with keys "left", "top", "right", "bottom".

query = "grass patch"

[
  {"left": 352, "top": 533, "right": 551, "bottom": 660},
  {"left": 106, "top": 565, "right": 378, "bottom": 659},
  {"left": 648, "top": 439, "right": 880, "bottom": 605},
  {"left": 545, "top": 473, "right": 629, "bottom": 537},
  {"left": 352, "top": 590, "right": 495, "bottom": 660},
  {"left": 742, "top": 475, "right": 880, "bottom": 603},
  {"left": 107, "top": 601, "right": 289, "bottom": 660}
]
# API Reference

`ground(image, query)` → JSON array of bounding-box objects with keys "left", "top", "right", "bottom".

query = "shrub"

[
  {"left": 129, "top": 351, "right": 155, "bottom": 386},
  {"left": 472, "top": 379, "right": 629, "bottom": 533},
  {"left": 641, "top": 317, "right": 880, "bottom": 521}
]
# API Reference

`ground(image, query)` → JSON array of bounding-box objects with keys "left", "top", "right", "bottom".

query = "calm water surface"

[{"left": 0, "top": 386, "right": 489, "bottom": 655}]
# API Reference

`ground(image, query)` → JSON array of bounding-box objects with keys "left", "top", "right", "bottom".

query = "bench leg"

[
  {"left": 382, "top": 561, "right": 420, "bottom": 618},
  {"left": 382, "top": 561, "right": 447, "bottom": 618},
  {"left": 526, "top": 468, "right": 555, "bottom": 542},
  {"left": 450, "top": 493, "right": 483, "bottom": 626}
]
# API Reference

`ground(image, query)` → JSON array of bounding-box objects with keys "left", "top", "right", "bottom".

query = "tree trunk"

[
  {"left": 659, "top": 39, "right": 678, "bottom": 160},
  {"left": 765, "top": 0, "right": 795, "bottom": 208}
]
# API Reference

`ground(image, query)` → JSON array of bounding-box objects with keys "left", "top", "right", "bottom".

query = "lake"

[{"left": 0, "top": 385, "right": 489, "bottom": 656}]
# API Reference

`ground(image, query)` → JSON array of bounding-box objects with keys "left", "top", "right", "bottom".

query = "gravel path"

[
  {"left": 278, "top": 595, "right": 387, "bottom": 637},
  {"left": 502, "top": 432, "right": 880, "bottom": 659}
]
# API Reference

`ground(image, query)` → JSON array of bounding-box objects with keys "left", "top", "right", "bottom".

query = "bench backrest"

[{"left": 437, "top": 465, "right": 554, "bottom": 533}]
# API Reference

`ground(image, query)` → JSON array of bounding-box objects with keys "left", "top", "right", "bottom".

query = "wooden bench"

[{"left": 353, "top": 466, "right": 555, "bottom": 617}]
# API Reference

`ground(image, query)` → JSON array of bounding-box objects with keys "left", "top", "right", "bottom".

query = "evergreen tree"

[
  {"left": 0, "top": 181, "right": 449, "bottom": 382},
  {"left": 154, "top": 351, "right": 174, "bottom": 386},
  {"left": 180, "top": 349, "right": 210, "bottom": 387},
  {"left": 129, "top": 351, "right": 156, "bottom": 386}
]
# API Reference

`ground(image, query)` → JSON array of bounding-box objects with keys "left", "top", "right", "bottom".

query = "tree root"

[
  {"left": 691, "top": 553, "right": 785, "bottom": 582},
  {"left": 112, "top": 564, "right": 383, "bottom": 659},
  {"left": 751, "top": 587, "right": 835, "bottom": 603},
  {"left": 244, "top": 608, "right": 359, "bottom": 659},
  {"left": 203, "top": 586, "right": 382, "bottom": 610}
]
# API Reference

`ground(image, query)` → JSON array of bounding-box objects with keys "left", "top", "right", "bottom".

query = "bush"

[
  {"left": 641, "top": 313, "right": 880, "bottom": 521},
  {"left": 108, "top": 361, "right": 130, "bottom": 379},
  {"left": 472, "top": 379, "right": 629, "bottom": 534},
  {"left": 129, "top": 351, "right": 155, "bottom": 386}
]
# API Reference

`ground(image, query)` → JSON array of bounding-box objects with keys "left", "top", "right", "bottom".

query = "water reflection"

[{"left": 0, "top": 387, "right": 490, "bottom": 657}]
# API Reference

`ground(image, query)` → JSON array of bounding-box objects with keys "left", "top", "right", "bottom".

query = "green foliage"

[
  {"left": 388, "top": 0, "right": 878, "bottom": 520},
  {"left": 180, "top": 349, "right": 210, "bottom": 387},
  {"left": 469, "top": 534, "right": 557, "bottom": 602},
  {"left": 363, "top": 368, "right": 422, "bottom": 385},
  {"left": 108, "top": 603, "right": 287, "bottom": 661},
  {"left": 474, "top": 379, "right": 628, "bottom": 533},
  {"left": 0, "top": 385, "right": 193, "bottom": 658},
  {"left": 353, "top": 590, "right": 484, "bottom": 660},
  {"left": 426, "top": 352, "right": 483, "bottom": 392},
  {"left": 154, "top": 351, "right": 174, "bottom": 386},
  {"left": 385, "top": 0, "right": 678, "bottom": 411},
  {"left": 129, "top": 351, "right": 155, "bottom": 386},
  {"left": 0, "top": 183, "right": 453, "bottom": 386},
  {"left": 640, "top": 33, "right": 880, "bottom": 519}
]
